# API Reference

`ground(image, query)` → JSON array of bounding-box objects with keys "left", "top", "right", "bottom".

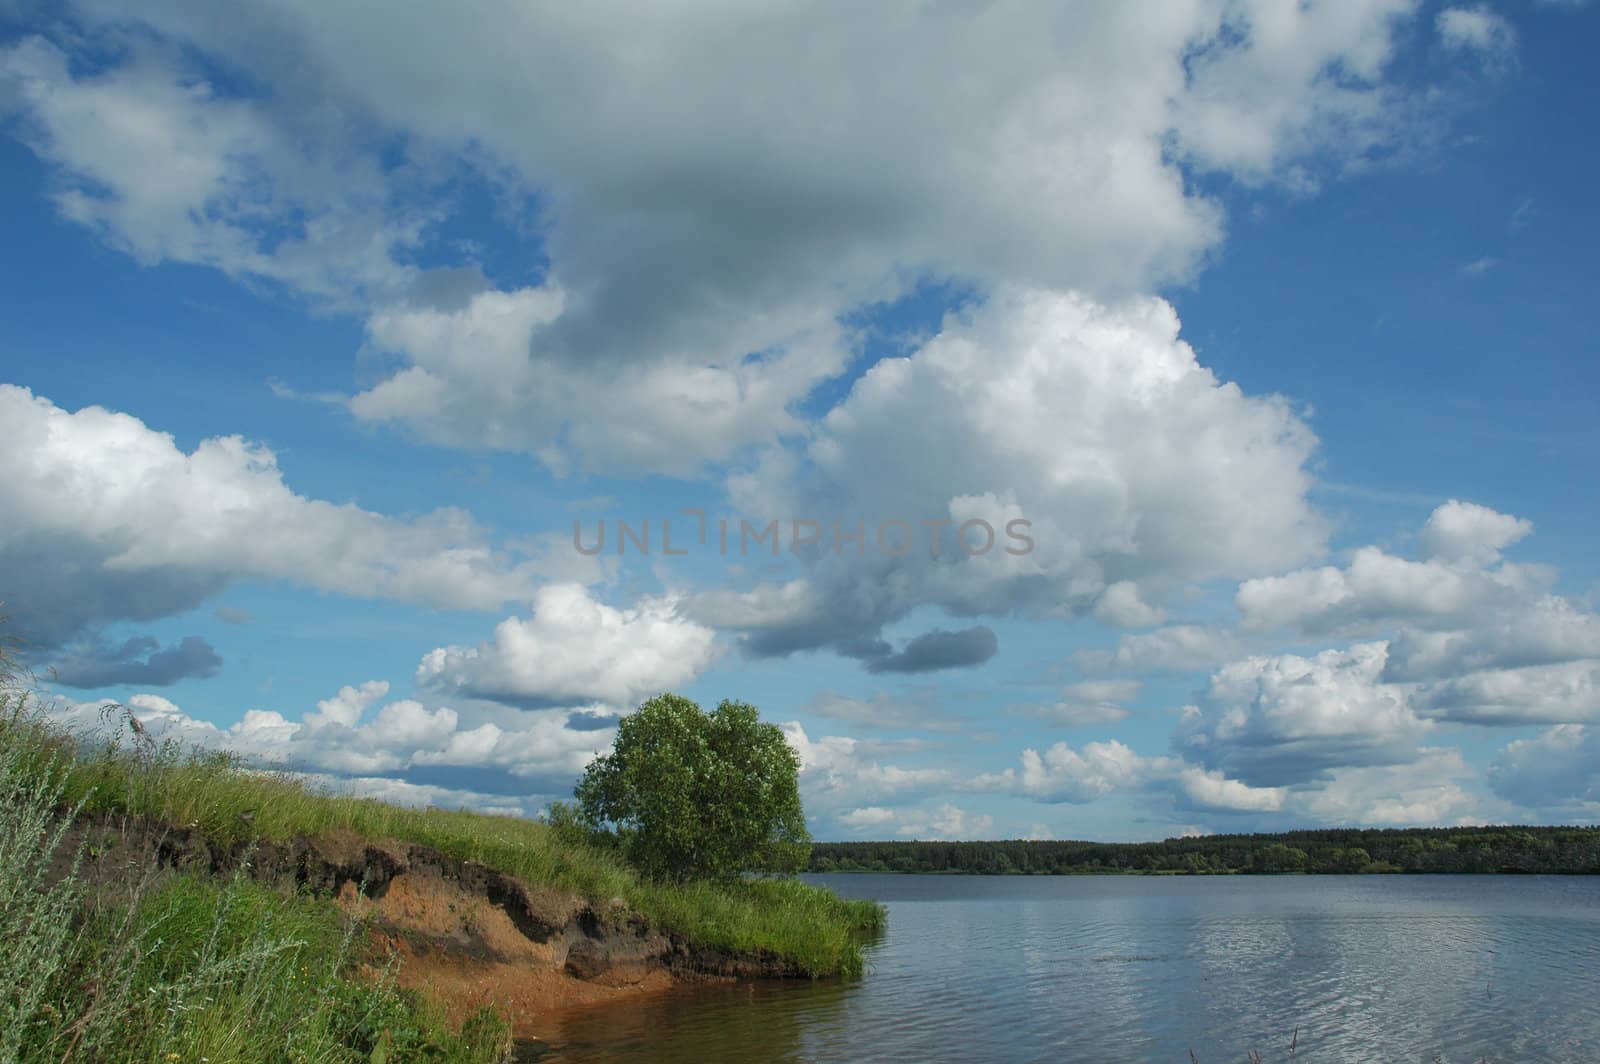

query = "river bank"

[{"left": 0, "top": 699, "right": 883, "bottom": 1058}]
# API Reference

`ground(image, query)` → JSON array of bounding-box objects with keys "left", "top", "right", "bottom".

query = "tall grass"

[
  {"left": 0, "top": 706, "right": 511, "bottom": 1063},
  {"left": 2, "top": 694, "right": 884, "bottom": 980}
]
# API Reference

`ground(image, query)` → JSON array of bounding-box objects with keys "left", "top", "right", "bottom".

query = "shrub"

[{"left": 574, "top": 694, "right": 811, "bottom": 882}]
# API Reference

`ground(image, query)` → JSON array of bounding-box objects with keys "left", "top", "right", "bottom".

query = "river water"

[{"left": 523, "top": 873, "right": 1600, "bottom": 1062}]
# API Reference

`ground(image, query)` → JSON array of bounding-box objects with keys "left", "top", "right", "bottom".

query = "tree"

[{"left": 573, "top": 694, "right": 811, "bottom": 882}]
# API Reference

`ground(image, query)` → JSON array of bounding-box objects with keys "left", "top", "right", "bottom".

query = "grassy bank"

[
  {"left": 0, "top": 688, "right": 884, "bottom": 1061},
  {"left": 1, "top": 704, "right": 512, "bottom": 1062}
]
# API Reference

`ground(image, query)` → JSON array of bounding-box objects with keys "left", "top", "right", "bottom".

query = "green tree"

[{"left": 573, "top": 694, "right": 811, "bottom": 882}]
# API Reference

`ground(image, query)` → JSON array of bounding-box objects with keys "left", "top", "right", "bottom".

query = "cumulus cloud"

[
  {"left": 1290, "top": 748, "right": 1486, "bottom": 826},
  {"left": 48, "top": 635, "right": 221, "bottom": 689},
  {"left": 1490, "top": 725, "right": 1600, "bottom": 819},
  {"left": 1228, "top": 502, "right": 1600, "bottom": 693},
  {"left": 348, "top": 285, "right": 847, "bottom": 477},
  {"left": 714, "top": 288, "right": 1323, "bottom": 663},
  {"left": 416, "top": 583, "right": 718, "bottom": 710},
  {"left": 980, "top": 738, "right": 1155, "bottom": 804},
  {"left": 1417, "top": 660, "right": 1600, "bottom": 725},
  {"left": 1418, "top": 499, "right": 1532, "bottom": 565},
  {"left": 834, "top": 802, "right": 995, "bottom": 839},
  {"left": 782, "top": 722, "right": 949, "bottom": 810},
  {"left": 50, "top": 684, "right": 610, "bottom": 807},
  {"left": 1174, "top": 643, "right": 1431, "bottom": 787},
  {"left": 0, "top": 386, "right": 545, "bottom": 649},
  {"left": 976, "top": 737, "right": 1286, "bottom": 813},
  {"left": 6, "top": 2, "right": 1450, "bottom": 472},
  {"left": 0, "top": 36, "right": 420, "bottom": 305}
]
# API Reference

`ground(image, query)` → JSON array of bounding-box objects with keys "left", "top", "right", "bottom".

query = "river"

[{"left": 523, "top": 873, "right": 1600, "bottom": 1062}]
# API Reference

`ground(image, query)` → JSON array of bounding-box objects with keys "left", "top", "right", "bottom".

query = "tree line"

[{"left": 808, "top": 826, "right": 1600, "bottom": 875}]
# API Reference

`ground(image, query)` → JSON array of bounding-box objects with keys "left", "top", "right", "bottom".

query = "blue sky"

[{"left": 2, "top": 0, "right": 1597, "bottom": 840}]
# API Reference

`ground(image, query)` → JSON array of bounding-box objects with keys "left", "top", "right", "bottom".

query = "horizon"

[{"left": 3, "top": 0, "right": 1599, "bottom": 844}]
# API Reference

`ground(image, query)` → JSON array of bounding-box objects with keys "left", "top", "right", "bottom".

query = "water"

[{"left": 523, "top": 874, "right": 1600, "bottom": 1062}]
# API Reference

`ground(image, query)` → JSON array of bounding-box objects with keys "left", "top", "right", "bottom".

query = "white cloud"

[
  {"left": 1290, "top": 747, "right": 1485, "bottom": 826},
  {"left": 1418, "top": 499, "right": 1532, "bottom": 565},
  {"left": 1077, "top": 624, "right": 1246, "bottom": 674},
  {"left": 1176, "top": 766, "right": 1287, "bottom": 813},
  {"left": 781, "top": 722, "right": 948, "bottom": 810},
  {"left": 1418, "top": 660, "right": 1600, "bottom": 724},
  {"left": 0, "top": 36, "right": 420, "bottom": 305},
  {"left": 1174, "top": 643, "right": 1431, "bottom": 786},
  {"left": 976, "top": 737, "right": 1285, "bottom": 813},
  {"left": 715, "top": 288, "right": 1324, "bottom": 662},
  {"left": 49, "top": 684, "right": 609, "bottom": 806},
  {"left": 1437, "top": 6, "right": 1517, "bottom": 66},
  {"left": 349, "top": 285, "right": 847, "bottom": 477},
  {"left": 1229, "top": 501, "right": 1600, "bottom": 686},
  {"left": 7, "top": 2, "right": 1452, "bottom": 472},
  {"left": 1014, "top": 680, "right": 1140, "bottom": 727},
  {"left": 416, "top": 583, "right": 719, "bottom": 709},
  {"left": 1000, "top": 738, "right": 1154, "bottom": 803},
  {"left": 896, "top": 803, "right": 996, "bottom": 841},
  {"left": 1490, "top": 725, "right": 1600, "bottom": 819},
  {"left": 0, "top": 385, "right": 544, "bottom": 646}
]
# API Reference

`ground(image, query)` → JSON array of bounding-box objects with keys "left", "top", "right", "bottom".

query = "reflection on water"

[{"left": 522, "top": 874, "right": 1600, "bottom": 1062}]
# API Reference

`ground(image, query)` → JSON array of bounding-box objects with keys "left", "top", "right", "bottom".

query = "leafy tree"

[{"left": 573, "top": 694, "right": 811, "bottom": 882}]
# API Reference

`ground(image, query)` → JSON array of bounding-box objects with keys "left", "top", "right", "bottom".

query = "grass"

[
  {"left": 0, "top": 705, "right": 511, "bottom": 1063},
  {"left": 1, "top": 687, "right": 885, "bottom": 983}
]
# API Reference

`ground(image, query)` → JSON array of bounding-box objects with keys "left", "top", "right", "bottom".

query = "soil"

[{"left": 62, "top": 813, "right": 803, "bottom": 1039}]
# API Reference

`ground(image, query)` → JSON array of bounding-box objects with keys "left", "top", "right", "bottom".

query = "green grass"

[
  {"left": 0, "top": 706, "right": 511, "bottom": 1063},
  {"left": 2, "top": 694, "right": 885, "bottom": 982}
]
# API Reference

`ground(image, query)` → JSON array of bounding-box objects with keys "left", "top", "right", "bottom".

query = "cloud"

[
  {"left": 0, "top": 36, "right": 420, "bottom": 305},
  {"left": 6, "top": 2, "right": 1452, "bottom": 472},
  {"left": 416, "top": 583, "right": 719, "bottom": 710},
  {"left": 1077, "top": 624, "right": 1246, "bottom": 674},
  {"left": 715, "top": 288, "right": 1324, "bottom": 663},
  {"left": 802, "top": 690, "right": 962, "bottom": 733},
  {"left": 781, "top": 722, "right": 949, "bottom": 810},
  {"left": 348, "top": 285, "right": 848, "bottom": 477},
  {"left": 0, "top": 386, "right": 546, "bottom": 648},
  {"left": 1417, "top": 660, "right": 1600, "bottom": 725},
  {"left": 1461, "top": 256, "right": 1499, "bottom": 277},
  {"left": 48, "top": 634, "right": 222, "bottom": 689},
  {"left": 49, "top": 684, "right": 611, "bottom": 807},
  {"left": 1173, "top": 643, "right": 1431, "bottom": 787},
  {"left": 1490, "top": 725, "right": 1600, "bottom": 818},
  {"left": 1012, "top": 680, "right": 1140, "bottom": 727},
  {"left": 860, "top": 626, "right": 998, "bottom": 674},
  {"left": 1291, "top": 748, "right": 1485, "bottom": 826},
  {"left": 1419, "top": 499, "right": 1532, "bottom": 565},
  {"left": 1384, "top": 597, "right": 1600, "bottom": 681},
  {"left": 1229, "top": 501, "right": 1600, "bottom": 686},
  {"left": 976, "top": 737, "right": 1285, "bottom": 813},
  {"left": 1437, "top": 6, "right": 1517, "bottom": 68}
]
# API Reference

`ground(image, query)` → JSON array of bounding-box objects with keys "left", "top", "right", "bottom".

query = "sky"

[{"left": 2, "top": 0, "right": 1597, "bottom": 842}]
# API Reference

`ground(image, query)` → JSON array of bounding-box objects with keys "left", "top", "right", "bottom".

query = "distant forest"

[{"left": 808, "top": 826, "right": 1600, "bottom": 875}]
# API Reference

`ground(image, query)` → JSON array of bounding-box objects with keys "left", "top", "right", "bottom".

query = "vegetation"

[
  {"left": 0, "top": 706, "right": 511, "bottom": 1063},
  {"left": 0, "top": 709, "right": 881, "bottom": 978},
  {"left": 568, "top": 694, "right": 810, "bottom": 882},
  {"left": 809, "top": 828, "right": 1600, "bottom": 876}
]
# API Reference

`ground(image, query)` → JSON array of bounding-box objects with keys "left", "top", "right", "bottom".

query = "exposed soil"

[{"left": 63, "top": 813, "right": 802, "bottom": 1039}]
